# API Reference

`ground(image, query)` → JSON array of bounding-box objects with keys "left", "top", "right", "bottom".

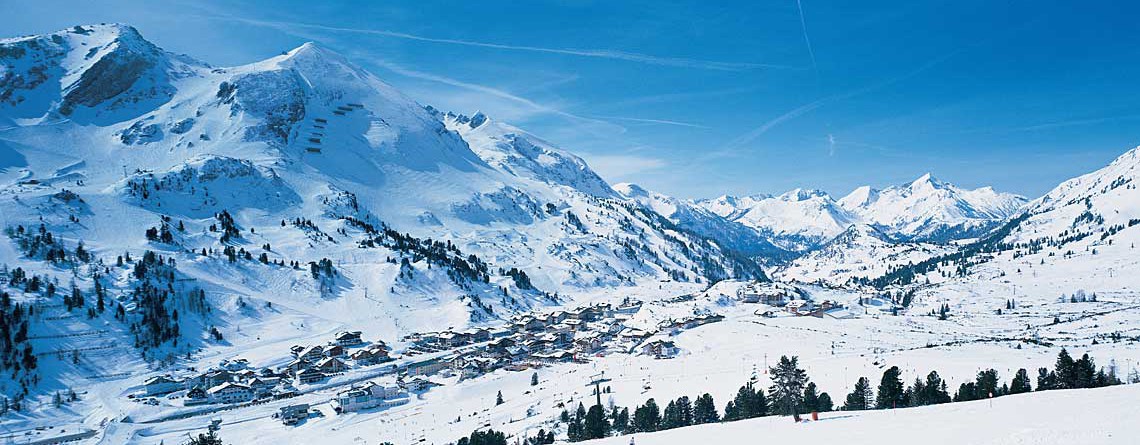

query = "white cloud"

[{"left": 579, "top": 154, "right": 668, "bottom": 181}]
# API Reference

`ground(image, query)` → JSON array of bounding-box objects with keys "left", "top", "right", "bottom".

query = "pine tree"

[
  {"left": 907, "top": 376, "right": 926, "bottom": 406},
  {"left": 923, "top": 371, "right": 951, "bottom": 404},
  {"left": 817, "top": 392, "right": 833, "bottom": 412},
  {"left": 802, "top": 382, "right": 821, "bottom": 412},
  {"left": 692, "top": 393, "right": 719, "bottom": 424},
  {"left": 611, "top": 407, "right": 630, "bottom": 433},
  {"left": 661, "top": 400, "right": 681, "bottom": 430},
  {"left": 582, "top": 404, "right": 609, "bottom": 439},
  {"left": 1036, "top": 367, "right": 1058, "bottom": 391},
  {"left": 531, "top": 372, "right": 539, "bottom": 386},
  {"left": 876, "top": 366, "right": 906, "bottom": 409},
  {"left": 768, "top": 355, "right": 808, "bottom": 416},
  {"left": 844, "top": 377, "right": 872, "bottom": 411},
  {"left": 496, "top": 391, "right": 504, "bottom": 405},
  {"left": 1055, "top": 348, "right": 1077, "bottom": 389},
  {"left": 974, "top": 369, "right": 1000, "bottom": 398},
  {"left": 1009, "top": 368, "right": 1032, "bottom": 394},
  {"left": 632, "top": 398, "right": 661, "bottom": 432},
  {"left": 675, "top": 396, "right": 693, "bottom": 427},
  {"left": 188, "top": 430, "right": 225, "bottom": 445}
]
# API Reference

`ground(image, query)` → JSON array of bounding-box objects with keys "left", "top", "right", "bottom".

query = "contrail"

[
  {"left": 725, "top": 51, "right": 958, "bottom": 149},
  {"left": 369, "top": 59, "right": 622, "bottom": 132},
  {"left": 796, "top": 0, "right": 818, "bottom": 73},
  {"left": 596, "top": 116, "right": 710, "bottom": 129},
  {"left": 206, "top": 15, "right": 796, "bottom": 72}
]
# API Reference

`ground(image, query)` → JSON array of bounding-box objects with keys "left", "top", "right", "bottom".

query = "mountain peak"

[
  {"left": 908, "top": 172, "right": 945, "bottom": 189},
  {"left": 278, "top": 41, "right": 352, "bottom": 67},
  {"left": 779, "top": 188, "right": 830, "bottom": 201},
  {"left": 613, "top": 182, "right": 649, "bottom": 198}
]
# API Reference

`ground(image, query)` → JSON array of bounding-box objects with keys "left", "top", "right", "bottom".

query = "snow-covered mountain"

[
  {"left": 865, "top": 146, "right": 1140, "bottom": 291},
  {"left": 697, "top": 189, "right": 857, "bottom": 252},
  {"left": 838, "top": 173, "right": 1027, "bottom": 243},
  {"left": 698, "top": 174, "right": 1025, "bottom": 251},
  {"left": 776, "top": 223, "right": 951, "bottom": 285},
  {"left": 0, "top": 24, "right": 763, "bottom": 344},
  {"left": 612, "top": 182, "right": 788, "bottom": 258}
]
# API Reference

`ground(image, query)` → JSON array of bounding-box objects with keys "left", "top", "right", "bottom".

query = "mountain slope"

[
  {"left": 0, "top": 23, "right": 764, "bottom": 400},
  {"left": 698, "top": 189, "right": 858, "bottom": 251},
  {"left": 612, "top": 182, "right": 788, "bottom": 258},
  {"left": 838, "top": 173, "right": 1026, "bottom": 242},
  {"left": 866, "top": 146, "right": 1140, "bottom": 291},
  {"left": 776, "top": 223, "right": 951, "bottom": 285}
]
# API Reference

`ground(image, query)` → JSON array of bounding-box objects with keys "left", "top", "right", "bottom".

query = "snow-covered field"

[
  {"left": 74, "top": 281, "right": 1140, "bottom": 444},
  {"left": 581, "top": 383, "right": 1140, "bottom": 445}
]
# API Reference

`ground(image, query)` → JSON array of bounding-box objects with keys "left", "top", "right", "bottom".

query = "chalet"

[
  {"left": 204, "top": 370, "right": 234, "bottom": 389},
  {"left": 350, "top": 347, "right": 390, "bottom": 365},
  {"left": 297, "top": 345, "right": 325, "bottom": 362},
  {"left": 324, "top": 345, "right": 346, "bottom": 358},
  {"left": 248, "top": 377, "right": 281, "bottom": 396},
  {"left": 279, "top": 404, "right": 310, "bottom": 425},
  {"left": 740, "top": 282, "right": 800, "bottom": 306},
  {"left": 296, "top": 368, "right": 326, "bottom": 384},
  {"left": 467, "top": 328, "right": 492, "bottom": 343},
  {"left": 290, "top": 345, "right": 306, "bottom": 356},
  {"left": 284, "top": 358, "right": 312, "bottom": 376},
  {"left": 143, "top": 375, "right": 181, "bottom": 396},
  {"left": 564, "top": 319, "right": 586, "bottom": 331},
  {"left": 406, "top": 376, "right": 443, "bottom": 392},
  {"left": 316, "top": 357, "right": 348, "bottom": 373},
  {"left": 619, "top": 328, "right": 651, "bottom": 344},
  {"left": 533, "top": 350, "right": 575, "bottom": 364},
  {"left": 456, "top": 362, "right": 482, "bottom": 379},
  {"left": 333, "top": 382, "right": 406, "bottom": 413},
  {"left": 615, "top": 299, "right": 643, "bottom": 315},
  {"left": 185, "top": 387, "right": 209, "bottom": 405},
  {"left": 548, "top": 323, "right": 573, "bottom": 336},
  {"left": 786, "top": 300, "right": 813, "bottom": 315},
  {"left": 405, "top": 356, "right": 449, "bottom": 376},
  {"left": 524, "top": 338, "right": 550, "bottom": 352},
  {"left": 487, "top": 337, "right": 517, "bottom": 352},
  {"left": 438, "top": 331, "right": 470, "bottom": 348},
  {"left": 568, "top": 306, "right": 598, "bottom": 322},
  {"left": 545, "top": 311, "right": 570, "bottom": 325},
  {"left": 574, "top": 334, "right": 604, "bottom": 354},
  {"left": 641, "top": 339, "right": 678, "bottom": 359},
  {"left": 334, "top": 331, "right": 364, "bottom": 347},
  {"left": 505, "top": 346, "right": 529, "bottom": 362},
  {"left": 517, "top": 317, "right": 545, "bottom": 332},
  {"left": 406, "top": 332, "right": 439, "bottom": 347},
  {"left": 489, "top": 327, "right": 512, "bottom": 339},
  {"left": 207, "top": 382, "right": 254, "bottom": 404},
  {"left": 220, "top": 358, "right": 250, "bottom": 371}
]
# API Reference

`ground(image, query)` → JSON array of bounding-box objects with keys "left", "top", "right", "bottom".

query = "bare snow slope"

[
  {"left": 582, "top": 384, "right": 1140, "bottom": 445},
  {"left": 777, "top": 223, "right": 952, "bottom": 285}
]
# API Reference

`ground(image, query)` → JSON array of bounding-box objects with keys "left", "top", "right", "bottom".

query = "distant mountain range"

[{"left": 695, "top": 174, "right": 1027, "bottom": 251}]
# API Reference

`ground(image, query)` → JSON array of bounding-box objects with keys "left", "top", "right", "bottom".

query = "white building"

[
  {"left": 332, "top": 381, "right": 406, "bottom": 413},
  {"left": 207, "top": 382, "right": 254, "bottom": 404},
  {"left": 143, "top": 375, "right": 182, "bottom": 396}
]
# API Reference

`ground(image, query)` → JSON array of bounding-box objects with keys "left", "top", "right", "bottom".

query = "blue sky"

[{"left": 6, "top": 0, "right": 1140, "bottom": 199}]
